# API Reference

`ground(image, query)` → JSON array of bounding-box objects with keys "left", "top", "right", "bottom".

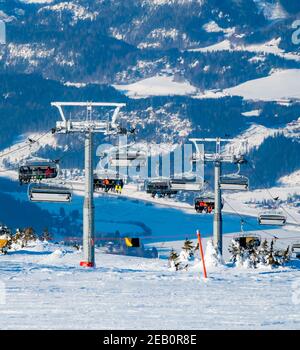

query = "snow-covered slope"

[
  {"left": 189, "top": 38, "right": 300, "bottom": 62},
  {"left": 225, "top": 69, "right": 300, "bottom": 101},
  {"left": 0, "top": 239, "right": 299, "bottom": 330},
  {"left": 279, "top": 170, "right": 300, "bottom": 186},
  {"left": 0, "top": 132, "right": 59, "bottom": 161},
  {"left": 225, "top": 124, "right": 278, "bottom": 152}
]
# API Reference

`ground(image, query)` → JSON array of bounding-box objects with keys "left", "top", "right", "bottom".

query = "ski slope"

[
  {"left": 0, "top": 239, "right": 299, "bottom": 330},
  {"left": 224, "top": 69, "right": 300, "bottom": 101}
]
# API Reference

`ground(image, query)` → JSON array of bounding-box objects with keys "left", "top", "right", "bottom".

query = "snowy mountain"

[{"left": 0, "top": 0, "right": 299, "bottom": 187}]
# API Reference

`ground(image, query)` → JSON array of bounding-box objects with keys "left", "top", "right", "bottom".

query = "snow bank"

[
  {"left": 204, "top": 239, "right": 223, "bottom": 267},
  {"left": 39, "top": 249, "right": 67, "bottom": 264}
]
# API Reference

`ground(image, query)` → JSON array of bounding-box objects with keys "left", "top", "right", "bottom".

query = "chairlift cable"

[
  {"left": 246, "top": 160, "right": 299, "bottom": 225},
  {"left": 0, "top": 128, "right": 54, "bottom": 160},
  {"left": 222, "top": 198, "right": 279, "bottom": 240}
]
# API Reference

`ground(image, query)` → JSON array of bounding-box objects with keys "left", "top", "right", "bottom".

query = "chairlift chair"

[
  {"left": 258, "top": 210, "right": 287, "bottom": 226},
  {"left": 232, "top": 233, "right": 261, "bottom": 249},
  {"left": 109, "top": 150, "right": 147, "bottom": 167},
  {"left": 194, "top": 193, "right": 224, "bottom": 213},
  {"left": 28, "top": 184, "right": 72, "bottom": 203},
  {"left": 93, "top": 173, "right": 124, "bottom": 192},
  {"left": 170, "top": 175, "right": 203, "bottom": 191},
  {"left": 219, "top": 174, "right": 249, "bottom": 191},
  {"left": 292, "top": 243, "right": 300, "bottom": 259},
  {"left": 19, "top": 160, "right": 59, "bottom": 185},
  {"left": 145, "top": 178, "right": 177, "bottom": 198}
]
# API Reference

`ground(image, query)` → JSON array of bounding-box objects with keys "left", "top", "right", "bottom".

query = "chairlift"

[
  {"left": 28, "top": 184, "right": 72, "bottom": 203},
  {"left": 124, "top": 237, "right": 140, "bottom": 248},
  {"left": 109, "top": 150, "right": 147, "bottom": 167},
  {"left": 292, "top": 243, "right": 300, "bottom": 259},
  {"left": 232, "top": 233, "right": 261, "bottom": 249},
  {"left": 145, "top": 178, "right": 177, "bottom": 198},
  {"left": 19, "top": 160, "right": 59, "bottom": 185},
  {"left": 93, "top": 173, "right": 124, "bottom": 192},
  {"left": 258, "top": 210, "right": 286, "bottom": 226},
  {"left": 219, "top": 163, "right": 249, "bottom": 191},
  {"left": 194, "top": 193, "right": 224, "bottom": 213},
  {"left": 170, "top": 174, "right": 203, "bottom": 191},
  {"left": 219, "top": 174, "right": 249, "bottom": 191}
]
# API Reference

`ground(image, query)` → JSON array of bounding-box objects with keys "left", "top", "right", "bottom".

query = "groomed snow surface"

[{"left": 0, "top": 235, "right": 300, "bottom": 330}]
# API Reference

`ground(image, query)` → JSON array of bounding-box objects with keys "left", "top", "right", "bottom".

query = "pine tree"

[
  {"left": 273, "top": 245, "right": 290, "bottom": 266},
  {"left": 168, "top": 249, "right": 181, "bottom": 271},
  {"left": 229, "top": 237, "right": 290, "bottom": 268},
  {"left": 180, "top": 238, "right": 195, "bottom": 261},
  {"left": 182, "top": 239, "right": 194, "bottom": 251},
  {"left": 248, "top": 246, "right": 259, "bottom": 269},
  {"left": 228, "top": 239, "right": 242, "bottom": 264},
  {"left": 41, "top": 228, "right": 51, "bottom": 242},
  {"left": 266, "top": 239, "right": 276, "bottom": 266},
  {"left": 24, "top": 227, "right": 37, "bottom": 243},
  {"left": 258, "top": 239, "right": 269, "bottom": 265},
  {"left": 281, "top": 246, "right": 290, "bottom": 264},
  {"left": 228, "top": 237, "right": 258, "bottom": 268}
]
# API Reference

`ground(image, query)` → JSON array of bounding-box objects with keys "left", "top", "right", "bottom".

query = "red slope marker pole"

[{"left": 197, "top": 230, "right": 207, "bottom": 280}]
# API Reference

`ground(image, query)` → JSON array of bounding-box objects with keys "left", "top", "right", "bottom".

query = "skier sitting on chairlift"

[
  {"left": 198, "top": 201, "right": 205, "bottom": 213},
  {"left": 45, "top": 166, "right": 53, "bottom": 178},
  {"left": 103, "top": 178, "right": 110, "bottom": 192}
]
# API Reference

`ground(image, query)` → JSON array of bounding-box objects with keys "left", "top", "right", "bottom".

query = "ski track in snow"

[{"left": 0, "top": 242, "right": 299, "bottom": 330}]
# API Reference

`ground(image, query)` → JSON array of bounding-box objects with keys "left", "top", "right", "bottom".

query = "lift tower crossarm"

[
  {"left": 51, "top": 102, "right": 126, "bottom": 108},
  {"left": 51, "top": 102, "right": 126, "bottom": 134},
  {"left": 190, "top": 137, "right": 247, "bottom": 164}
]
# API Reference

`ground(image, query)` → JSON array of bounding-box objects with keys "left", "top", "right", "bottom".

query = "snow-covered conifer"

[
  {"left": 168, "top": 249, "right": 181, "bottom": 271},
  {"left": 179, "top": 238, "right": 195, "bottom": 262}
]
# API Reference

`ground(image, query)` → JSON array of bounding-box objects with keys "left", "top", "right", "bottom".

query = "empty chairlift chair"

[
  {"left": 19, "top": 161, "right": 58, "bottom": 185},
  {"left": 28, "top": 185, "right": 72, "bottom": 203},
  {"left": 258, "top": 210, "right": 287, "bottom": 226},
  {"left": 170, "top": 175, "right": 203, "bottom": 192},
  {"left": 109, "top": 150, "right": 147, "bottom": 168},
  {"left": 292, "top": 243, "right": 300, "bottom": 259},
  {"left": 219, "top": 174, "right": 249, "bottom": 191},
  {"left": 145, "top": 178, "right": 177, "bottom": 198}
]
